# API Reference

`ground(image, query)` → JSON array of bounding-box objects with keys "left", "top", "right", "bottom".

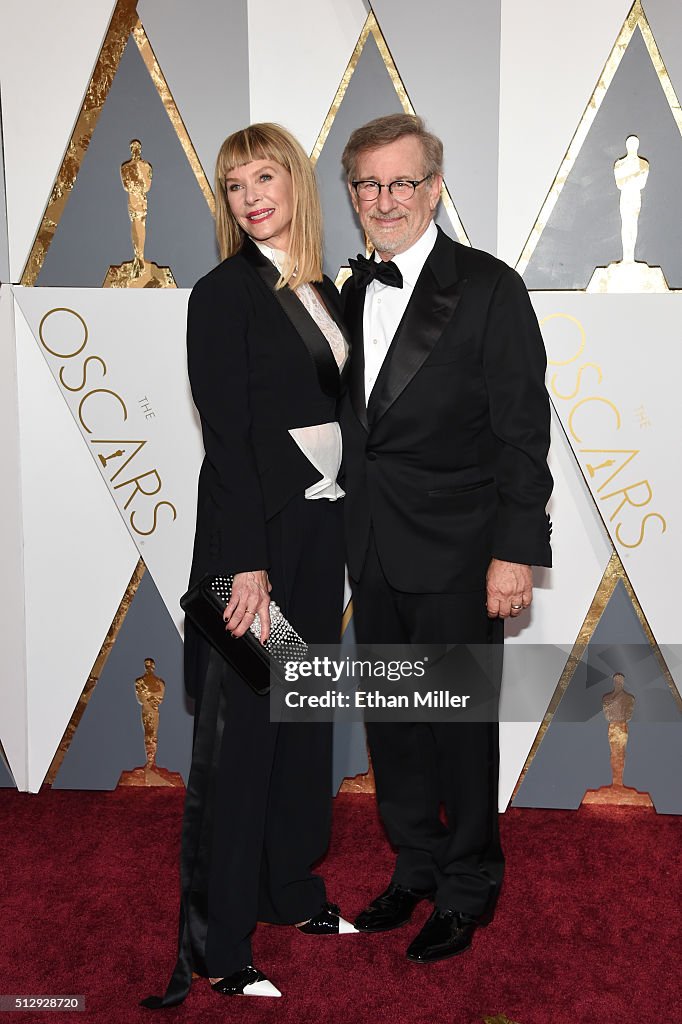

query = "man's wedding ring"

[{"left": 511, "top": 603, "right": 522, "bottom": 610}]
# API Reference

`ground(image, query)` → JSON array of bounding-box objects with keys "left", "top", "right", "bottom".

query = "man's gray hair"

[{"left": 341, "top": 114, "right": 444, "bottom": 181}]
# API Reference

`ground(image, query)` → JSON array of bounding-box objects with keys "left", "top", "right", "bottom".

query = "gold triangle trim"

[
  {"left": 45, "top": 557, "right": 146, "bottom": 785},
  {"left": 511, "top": 548, "right": 682, "bottom": 801},
  {"left": 132, "top": 22, "right": 214, "bottom": 216},
  {"left": 335, "top": 267, "right": 352, "bottom": 291},
  {"left": 512, "top": 551, "right": 621, "bottom": 802},
  {"left": 516, "top": 0, "right": 682, "bottom": 276},
  {"left": 512, "top": 381, "right": 682, "bottom": 798},
  {"left": 20, "top": 0, "right": 138, "bottom": 285},
  {"left": 309, "top": 11, "right": 469, "bottom": 246},
  {"left": 341, "top": 598, "right": 353, "bottom": 637},
  {"left": 20, "top": 0, "right": 214, "bottom": 287}
]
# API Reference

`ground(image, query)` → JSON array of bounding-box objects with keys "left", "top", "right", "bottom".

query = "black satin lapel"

[
  {"left": 345, "top": 283, "right": 368, "bottom": 431},
  {"left": 367, "top": 268, "right": 463, "bottom": 427},
  {"left": 242, "top": 239, "right": 340, "bottom": 398}
]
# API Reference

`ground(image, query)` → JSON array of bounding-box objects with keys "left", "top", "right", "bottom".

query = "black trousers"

[
  {"left": 204, "top": 494, "right": 344, "bottom": 974},
  {"left": 188, "top": 494, "right": 345, "bottom": 980},
  {"left": 351, "top": 531, "right": 504, "bottom": 918}
]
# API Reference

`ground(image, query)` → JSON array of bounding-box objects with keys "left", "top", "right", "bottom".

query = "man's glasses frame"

[{"left": 351, "top": 174, "right": 433, "bottom": 202}]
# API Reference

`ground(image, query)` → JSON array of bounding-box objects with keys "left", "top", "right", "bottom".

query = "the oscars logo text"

[
  {"left": 38, "top": 306, "right": 178, "bottom": 536},
  {"left": 543, "top": 312, "right": 666, "bottom": 549}
]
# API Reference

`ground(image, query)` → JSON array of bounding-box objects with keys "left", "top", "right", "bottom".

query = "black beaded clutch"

[{"left": 180, "top": 574, "right": 308, "bottom": 695}]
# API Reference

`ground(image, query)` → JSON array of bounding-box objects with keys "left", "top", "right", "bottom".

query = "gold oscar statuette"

[
  {"left": 587, "top": 136, "right": 669, "bottom": 293},
  {"left": 582, "top": 672, "right": 653, "bottom": 807},
  {"left": 103, "top": 139, "right": 177, "bottom": 288},
  {"left": 118, "top": 658, "right": 184, "bottom": 787}
]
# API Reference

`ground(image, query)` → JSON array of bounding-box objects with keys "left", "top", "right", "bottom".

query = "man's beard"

[{"left": 365, "top": 212, "right": 411, "bottom": 256}]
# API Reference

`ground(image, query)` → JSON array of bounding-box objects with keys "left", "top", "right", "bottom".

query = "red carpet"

[{"left": 1, "top": 789, "right": 680, "bottom": 1023}]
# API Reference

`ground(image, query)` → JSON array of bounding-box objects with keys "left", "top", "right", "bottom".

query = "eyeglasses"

[{"left": 351, "top": 175, "right": 432, "bottom": 202}]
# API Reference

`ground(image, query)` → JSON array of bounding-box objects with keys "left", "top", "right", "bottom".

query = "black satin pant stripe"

[
  {"left": 141, "top": 651, "right": 228, "bottom": 1008},
  {"left": 205, "top": 706, "right": 331, "bottom": 974},
  {"left": 203, "top": 496, "right": 343, "bottom": 975},
  {"left": 186, "top": 651, "right": 230, "bottom": 974},
  {"left": 142, "top": 495, "right": 344, "bottom": 1006}
]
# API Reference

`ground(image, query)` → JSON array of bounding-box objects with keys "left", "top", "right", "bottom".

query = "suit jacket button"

[{"left": 366, "top": 451, "right": 377, "bottom": 461}]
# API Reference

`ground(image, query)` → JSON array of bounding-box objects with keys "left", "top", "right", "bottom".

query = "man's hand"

[
  {"left": 223, "top": 570, "right": 272, "bottom": 643},
  {"left": 486, "top": 559, "right": 533, "bottom": 619}
]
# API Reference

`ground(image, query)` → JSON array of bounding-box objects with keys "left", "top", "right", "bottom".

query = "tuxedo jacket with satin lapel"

[
  {"left": 340, "top": 226, "right": 552, "bottom": 594},
  {"left": 187, "top": 235, "right": 349, "bottom": 587}
]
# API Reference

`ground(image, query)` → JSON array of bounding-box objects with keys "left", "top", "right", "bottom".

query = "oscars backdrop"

[{"left": 1, "top": 0, "right": 680, "bottom": 812}]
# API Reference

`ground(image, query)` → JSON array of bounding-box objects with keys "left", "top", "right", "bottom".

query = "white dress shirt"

[
  {"left": 256, "top": 242, "right": 346, "bottom": 500},
  {"left": 363, "top": 219, "right": 438, "bottom": 403}
]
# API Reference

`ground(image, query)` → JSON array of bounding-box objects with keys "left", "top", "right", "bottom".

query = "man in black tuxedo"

[{"left": 340, "top": 114, "right": 552, "bottom": 963}]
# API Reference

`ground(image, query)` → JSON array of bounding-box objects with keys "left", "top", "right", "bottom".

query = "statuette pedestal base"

[
  {"left": 587, "top": 260, "right": 668, "bottom": 293},
  {"left": 103, "top": 259, "right": 176, "bottom": 289}
]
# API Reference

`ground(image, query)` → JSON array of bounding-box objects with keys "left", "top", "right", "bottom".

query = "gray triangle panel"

[
  {"left": 643, "top": 1, "right": 682, "bottom": 111},
  {"left": 332, "top": 613, "right": 369, "bottom": 791},
  {"left": 371, "top": 0, "right": 500, "bottom": 253},
  {"left": 317, "top": 34, "right": 406, "bottom": 279},
  {"left": 37, "top": 38, "right": 218, "bottom": 288},
  {"left": 137, "top": 0, "right": 249, "bottom": 186},
  {"left": 622, "top": 725, "right": 682, "bottom": 813},
  {"left": 316, "top": 34, "right": 465, "bottom": 280},
  {"left": 514, "top": 582, "right": 682, "bottom": 811},
  {"left": 53, "top": 568, "right": 193, "bottom": 790},
  {"left": 524, "top": 28, "right": 682, "bottom": 289},
  {"left": 0, "top": 742, "right": 16, "bottom": 788}
]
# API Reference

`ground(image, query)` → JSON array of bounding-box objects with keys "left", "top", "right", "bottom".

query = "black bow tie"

[{"left": 349, "top": 253, "right": 403, "bottom": 290}]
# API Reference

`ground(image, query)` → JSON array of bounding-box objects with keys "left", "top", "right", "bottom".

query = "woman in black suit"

[{"left": 143, "top": 124, "right": 353, "bottom": 1008}]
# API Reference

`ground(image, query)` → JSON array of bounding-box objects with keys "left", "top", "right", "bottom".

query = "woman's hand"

[{"left": 223, "top": 570, "right": 272, "bottom": 643}]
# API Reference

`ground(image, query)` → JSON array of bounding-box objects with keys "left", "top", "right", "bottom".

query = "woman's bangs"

[{"left": 219, "top": 129, "right": 286, "bottom": 178}]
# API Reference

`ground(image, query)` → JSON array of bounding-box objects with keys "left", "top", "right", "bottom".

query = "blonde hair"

[
  {"left": 215, "top": 123, "right": 323, "bottom": 289},
  {"left": 341, "top": 113, "right": 443, "bottom": 182}
]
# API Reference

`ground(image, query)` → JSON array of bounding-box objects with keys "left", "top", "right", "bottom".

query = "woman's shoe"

[
  {"left": 296, "top": 901, "right": 358, "bottom": 935},
  {"left": 210, "top": 966, "right": 281, "bottom": 997}
]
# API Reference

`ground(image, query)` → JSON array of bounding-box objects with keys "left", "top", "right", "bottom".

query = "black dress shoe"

[
  {"left": 210, "top": 966, "right": 281, "bottom": 997},
  {"left": 354, "top": 884, "right": 434, "bottom": 933},
  {"left": 406, "top": 908, "right": 478, "bottom": 963},
  {"left": 296, "top": 901, "right": 357, "bottom": 934}
]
